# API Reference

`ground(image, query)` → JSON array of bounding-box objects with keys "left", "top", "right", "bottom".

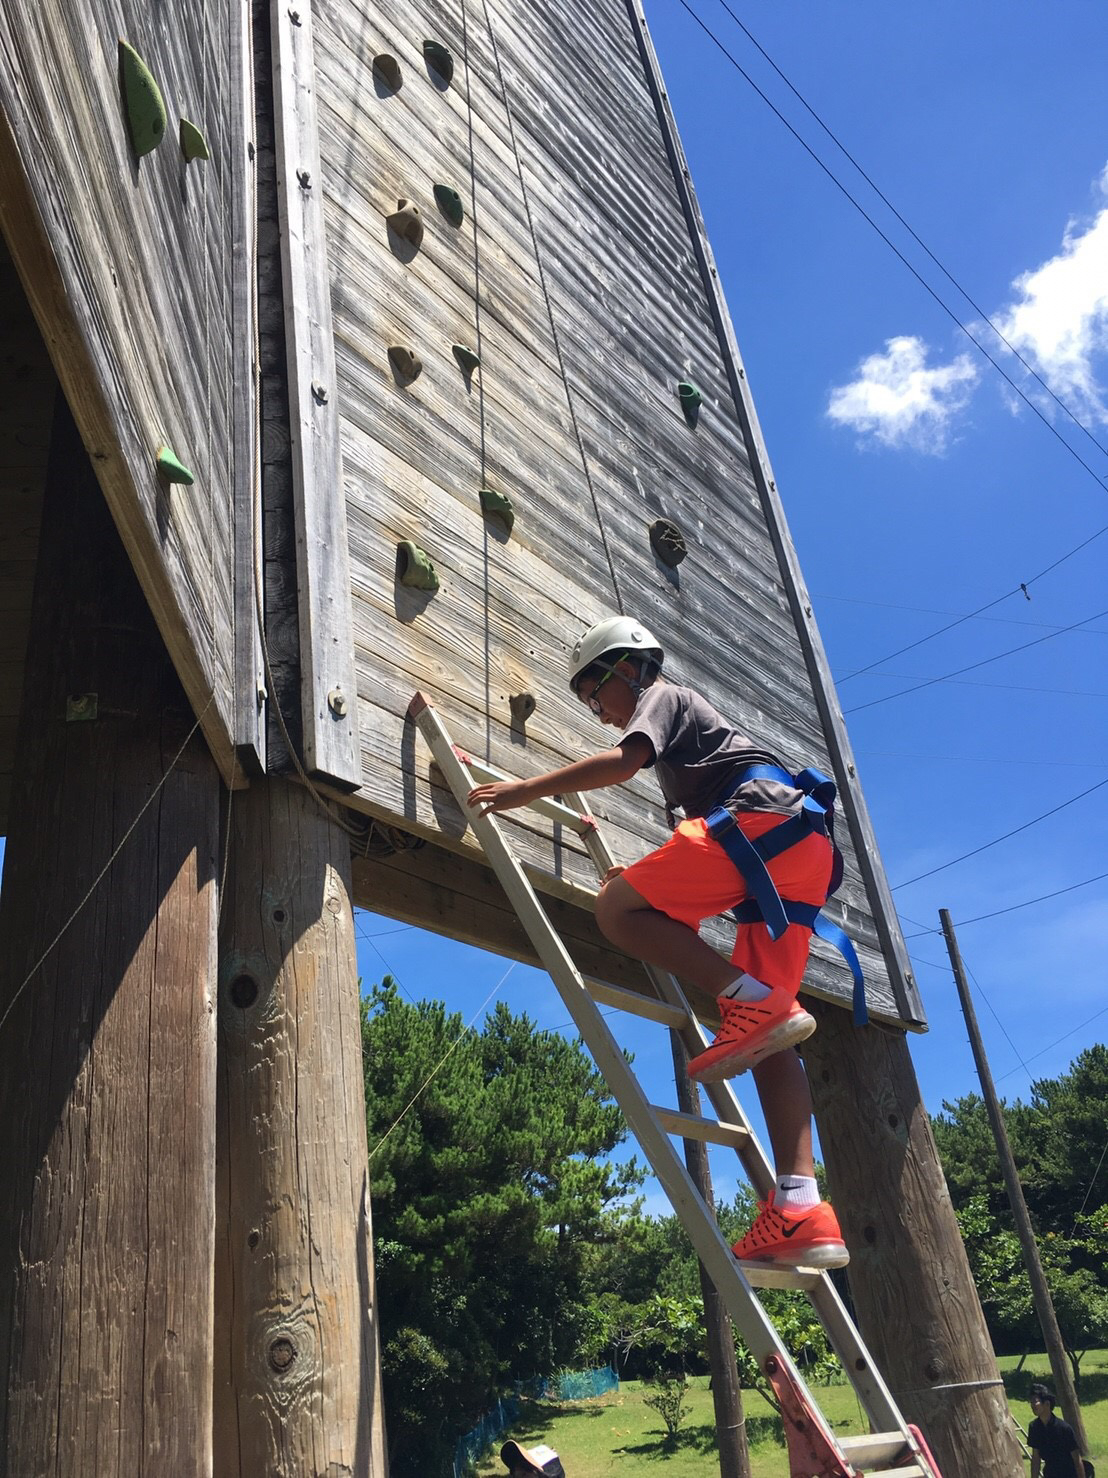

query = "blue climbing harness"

[{"left": 703, "top": 764, "right": 868, "bottom": 1025}]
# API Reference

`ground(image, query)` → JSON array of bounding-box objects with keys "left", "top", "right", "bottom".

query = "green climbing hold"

[
  {"left": 372, "top": 53, "right": 402, "bottom": 91},
  {"left": 118, "top": 40, "right": 167, "bottom": 158},
  {"left": 434, "top": 183, "right": 465, "bottom": 227},
  {"left": 156, "top": 445, "right": 195, "bottom": 485},
  {"left": 396, "top": 540, "right": 439, "bottom": 592},
  {"left": 388, "top": 345, "right": 423, "bottom": 383},
  {"left": 423, "top": 40, "right": 454, "bottom": 85},
  {"left": 479, "top": 488, "right": 515, "bottom": 536},
  {"left": 677, "top": 380, "right": 703, "bottom": 427},
  {"left": 179, "top": 118, "right": 210, "bottom": 162},
  {"left": 452, "top": 344, "right": 480, "bottom": 374}
]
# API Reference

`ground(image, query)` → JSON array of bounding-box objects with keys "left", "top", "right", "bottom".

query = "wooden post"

[
  {"left": 940, "top": 909, "right": 1088, "bottom": 1452},
  {"left": 668, "top": 1034, "right": 751, "bottom": 1478},
  {"left": 213, "top": 778, "right": 387, "bottom": 1475},
  {"left": 0, "top": 398, "right": 221, "bottom": 1474},
  {"left": 802, "top": 1001, "right": 1023, "bottom": 1478}
]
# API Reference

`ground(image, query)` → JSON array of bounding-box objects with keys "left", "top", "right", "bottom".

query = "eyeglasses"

[{"left": 581, "top": 667, "right": 617, "bottom": 714}]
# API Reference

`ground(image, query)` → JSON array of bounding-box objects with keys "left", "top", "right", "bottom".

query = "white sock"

[
  {"left": 775, "top": 1174, "right": 820, "bottom": 1211},
  {"left": 719, "top": 972, "right": 772, "bottom": 1003}
]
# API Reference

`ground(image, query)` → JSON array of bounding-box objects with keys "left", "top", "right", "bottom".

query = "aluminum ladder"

[{"left": 409, "top": 692, "right": 942, "bottom": 1478}]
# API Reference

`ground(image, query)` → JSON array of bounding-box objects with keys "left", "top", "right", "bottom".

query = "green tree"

[{"left": 362, "top": 979, "right": 643, "bottom": 1476}]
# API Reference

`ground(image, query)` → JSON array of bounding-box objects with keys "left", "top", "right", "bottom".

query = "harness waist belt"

[{"left": 704, "top": 764, "right": 867, "bottom": 1025}]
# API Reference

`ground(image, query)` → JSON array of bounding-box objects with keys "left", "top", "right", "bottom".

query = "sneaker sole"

[
  {"left": 735, "top": 1242, "right": 850, "bottom": 1271},
  {"left": 689, "top": 1010, "right": 817, "bottom": 1082}
]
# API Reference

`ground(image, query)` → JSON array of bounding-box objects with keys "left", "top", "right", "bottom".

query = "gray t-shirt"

[{"left": 619, "top": 682, "right": 805, "bottom": 821}]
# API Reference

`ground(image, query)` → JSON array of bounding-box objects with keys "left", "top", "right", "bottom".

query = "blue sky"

[{"left": 357, "top": 0, "right": 1108, "bottom": 1211}]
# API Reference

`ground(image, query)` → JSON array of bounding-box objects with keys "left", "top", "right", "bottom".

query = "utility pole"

[{"left": 940, "top": 909, "right": 1089, "bottom": 1454}]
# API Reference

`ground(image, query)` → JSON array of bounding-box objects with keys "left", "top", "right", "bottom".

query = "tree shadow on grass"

[
  {"left": 622, "top": 1423, "right": 719, "bottom": 1459},
  {"left": 1003, "top": 1369, "right": 1108, "bottom": 1406}
]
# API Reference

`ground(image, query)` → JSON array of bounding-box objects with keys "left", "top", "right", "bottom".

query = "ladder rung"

[
  {"left": 738, "top": 1262, "right": 823, "bottom": 1291},
  {"left": 585, "top": 977, "right": 691, "bottom": 1030},
  {"left": 653, "top": 1106, "right": 750, "bottom": 1150},
  {"left": 870, "top": 1468, "right": 924, "bottom": 1478},
  {"left": 838, "top": 1432, "right": 911, "bottom": 1465},
  {"left": 457, "top": 753, "right": 594, "bottom": 835}
]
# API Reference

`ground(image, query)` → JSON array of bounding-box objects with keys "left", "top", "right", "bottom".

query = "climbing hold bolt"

[
  {"left": 387, "top": 198, "right": 424, "bottom": 249},
  {"left": 156, "top": 446, "right": 195, "bottom": 485},
  {"left": 677, "top": 381, "right": 702, "bottom": 427},
  {"left": 422, "top": 40, "right": 454, "bottom": 85},
  {"left": 649, "top": 518, "right": 687, "bottom": 568},
  {"left": 328, "top": 688, "right": 349, "bottom": 717},
  {"left": 372, "top": 53, "right": 402, "bottom": 91},
  {"left": 452, "top": 344, "right": 480, "bottom": 374},
  {"left": 179, "top": 118, "right": 210, "bottom": 162},
  {"left": 479, "top": 487, "right": 514, "bottom": 536},
  {"left": 388, "top": 346, "right": 423, "bottom": 383},
  {"left": 118, "top": 40, "right": 167, "bottom": 158},
  {"left": 396, "top": 541, "right": 439, "bottom": 592},
  {"left": 433, "top": 183, "right": 464, "bottom": 227},
  {"left": 510, "top": 692, "right": 536, "bottom": 722}
]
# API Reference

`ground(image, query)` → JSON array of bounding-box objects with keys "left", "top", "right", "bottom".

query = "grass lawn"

[{"left": 478, "top": 1352, "right": 1108, "bottom": 1476}]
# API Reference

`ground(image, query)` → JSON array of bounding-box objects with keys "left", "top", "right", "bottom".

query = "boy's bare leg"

[
  {"left": 752, "top": 1051, "right": 816, "bottom": 1180},
  {"left": 597, "top": 876, "right": 817, "bottom": 1179},
  {"left": 595, "top": 876, "right": 742, "bottom": 998}
]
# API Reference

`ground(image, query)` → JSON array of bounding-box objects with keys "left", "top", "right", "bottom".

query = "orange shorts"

[{"left": 619, "top": 812, "right": 834, "bottom": 994}]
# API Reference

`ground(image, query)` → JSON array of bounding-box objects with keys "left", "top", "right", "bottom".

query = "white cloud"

[
  {"left": 994, "top": 191, "right": 1108, "bottom": 422},
  {"left": 826, "top": 335, "right": 979, "bottom": 451}
]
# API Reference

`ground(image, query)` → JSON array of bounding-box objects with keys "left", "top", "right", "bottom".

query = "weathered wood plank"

[
  {"left": 0, "top": 0, "right": 245, "bottom": 784},
  {"left": 308, "top": 0, "right": 915, "bottom": 1025},
  {"left": 270, "top": 0, "right": 362, "bottom": 787}
]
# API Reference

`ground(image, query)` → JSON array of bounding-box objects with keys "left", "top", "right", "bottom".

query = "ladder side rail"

[
  {"left": 410, "top": 698, "right": 846, "bottom": 1453},
  {"left": 568, "top": 790, "right": 914, "bottom": 1438}
]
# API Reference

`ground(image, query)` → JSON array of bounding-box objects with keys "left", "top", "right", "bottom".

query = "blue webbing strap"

[
  {"left": 706, "top": 762, "right": 867, "bottom": 1024},
  {"left": 704, "top": 807, "right": 790, "bottom": 940},
  {"left": 731, "top": 900, "right": 868, "bottom": 1026}
]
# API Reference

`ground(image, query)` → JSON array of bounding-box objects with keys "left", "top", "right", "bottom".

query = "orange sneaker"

[
  {"left": 731, "top": 1193, "right": 849, "bottom": 1269},
  {"left": 687, "top": 991, "right": 815, "bottom": 1082}
]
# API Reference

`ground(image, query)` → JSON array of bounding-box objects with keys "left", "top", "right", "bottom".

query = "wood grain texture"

[
  {"left": 308, "top": 0, "right": 916, "bottom": 1026},
  {"left": 270, "top": 0, "right": 362, "bottom": 787},
  {"left": 213, "top": 779, "right": 386, "bottom": 1477},
  {"left": 0, "top": 404, "right": 220, "bottom": 1477},
  {"left": 0, "top": 0, "right": 251, "bottom": 785}
]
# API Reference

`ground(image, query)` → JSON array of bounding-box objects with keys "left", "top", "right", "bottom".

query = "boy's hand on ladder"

[{"left": 467, "top": 780, "right": 530, "bottom": 817}]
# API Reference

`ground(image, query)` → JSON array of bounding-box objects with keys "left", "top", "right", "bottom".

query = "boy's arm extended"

[{"left": 467, "top": 735, "right": 653, "bottom": 817}]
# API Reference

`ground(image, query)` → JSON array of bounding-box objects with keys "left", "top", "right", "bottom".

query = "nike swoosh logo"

[
  {"left": 778, "top": 1182, "right": 805, "bottom": 1191},
  {"left": 780, "top": 1217, "right": 815, "bottom": 1238}
]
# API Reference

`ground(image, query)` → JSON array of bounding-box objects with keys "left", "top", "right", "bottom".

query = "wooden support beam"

[
  {"left": 214, "top": 778, "right": 386, "bottom": 1475},
  {"left": 350, "top": 836, "right": 654, "bottom": 995},
  {"left": 803, "top": 1000, "right": 1024, "bottom": 1478},
  {"left": 0, "top": 398, "right": 221, "bottom": 1474}
]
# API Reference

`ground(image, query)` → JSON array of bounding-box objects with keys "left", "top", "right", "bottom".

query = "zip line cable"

[
  {"left": 675, "top": 0, "right": 1108, "bottom": 493},
  {"left": 368, "top": 961, "right": 517, "bottom": 1161},
  {"left": 844, "top": 606, "right": 1108, "bottom": 715},
  {"left": 891, "top": 777, "right": 1108, "bottom": 890},
  {"left": 675, "top": 0, "right": 1108, "bottom": 684},
  {"left": 964, "top": 957, "right": 1036, "bottom": 1086},
  {"left": 816, "top": 592, "right": 1108, "bottom": 637},
  {"left": 903, "top": 869, "right": 1108, "bottom": 938},
  {"left": 997, "top": 1004, "right": 1108, "bottom": 1084},
  {"left": 709, "top": 0, "right": 1108, "bottom": 463}
]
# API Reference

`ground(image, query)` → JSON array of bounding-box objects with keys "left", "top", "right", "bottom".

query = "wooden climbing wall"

[
  {"left": 0, "top": 0, "right": 259, "bottom": 777},
  {"left": 308, "top": 0, "right": 923, "bottom": 1026}
]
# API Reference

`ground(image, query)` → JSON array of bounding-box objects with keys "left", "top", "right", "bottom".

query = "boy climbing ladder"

[{"left": 468, "top": 614, "right": 855, "bottom": 1268}]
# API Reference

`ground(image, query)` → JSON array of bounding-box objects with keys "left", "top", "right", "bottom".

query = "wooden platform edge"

[{"left": 0, "top": 104, "right": 242, "bottom": 791}]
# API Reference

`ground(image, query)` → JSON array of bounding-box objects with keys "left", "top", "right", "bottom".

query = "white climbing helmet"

[{"left": 568, "top": 615, "right": 664, "bottom": 691}]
